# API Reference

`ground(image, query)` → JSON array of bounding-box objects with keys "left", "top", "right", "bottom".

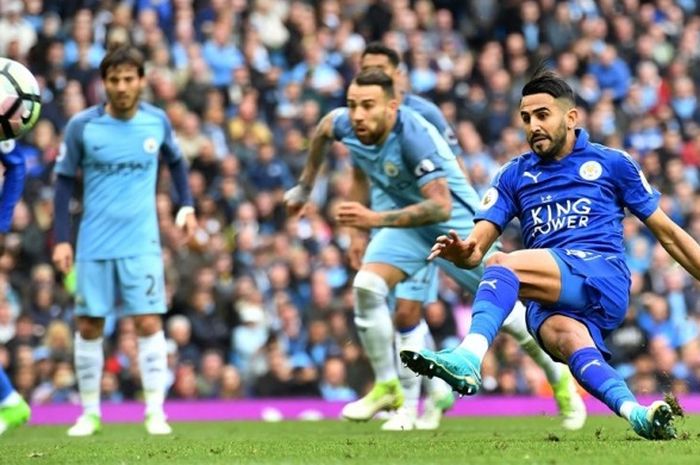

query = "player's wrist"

[{"left": 175, "top": 206, "right": 195, "bottom": 227}]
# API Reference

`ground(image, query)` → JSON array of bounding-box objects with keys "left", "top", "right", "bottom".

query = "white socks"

[
  {"left": 458, "top": 334, "right": 489, "bottom": 361},
  {"left": 0, "top": 391, "right": 22, "bottom": 407},
  {"left": 353, "top": 270, "right": 396, "bottom": 383},
  {"left": 396, "top": 321, "right": 428, "bottom": 411},
  {"left": 74, "top": 333, "right": 104, "bottom": 417},
  {"left": 501, "top": 301, "right": 562, "bottom": 384},
  {"left": 619, "top": 401, "right": 636, "bottom": 420},
  {"left": 138, "top": 330, "right": 168, "bottom": 417}
]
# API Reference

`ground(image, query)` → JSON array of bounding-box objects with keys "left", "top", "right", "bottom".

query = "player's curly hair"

[
  {"left": 522, "top": 66, "right": 575, "bottom": 105},
  {"left": 99, "top": 45, "right": 145, "bottom": 79}
]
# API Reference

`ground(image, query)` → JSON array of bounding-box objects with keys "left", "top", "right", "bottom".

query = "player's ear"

[
  {"left": 566, "top": 106, "right": 578, "bottom": 130},
  {"left": 387, "top": 97, "right": 399, "bottom": 111}
]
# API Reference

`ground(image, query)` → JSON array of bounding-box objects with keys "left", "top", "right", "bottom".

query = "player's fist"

[
  {"left": 283, "top": 184, "right": 312, "bottom": 217},
  {"left": 428, "top": 230, "right": 483, "bottom": 268},
  {"left": 175, "top": 206, "right": 197, "bottom": 244},
  {"left": 336, "top": 202, "right": 380, "bottom": 229},
  {"left": 52, "top": 242, "right": 74, "bottom": 275}
]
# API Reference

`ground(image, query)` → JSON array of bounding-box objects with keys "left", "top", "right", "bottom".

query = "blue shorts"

[
  {"left": 394, "top": 262, "right": 438, "bottom": 303},
  {"left": 363, "top": 227, "right": 489, "bottom": 295},
  {"left": 526, "top": 248, "right": 630, "bottom": 361},
  {"left": 75, "top": 254, "right": 167, "bottom": 318}
]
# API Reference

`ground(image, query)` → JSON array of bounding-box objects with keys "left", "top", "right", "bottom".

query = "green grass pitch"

[{"left": 4, "top": 415, "right": 700, "bottom": 465}]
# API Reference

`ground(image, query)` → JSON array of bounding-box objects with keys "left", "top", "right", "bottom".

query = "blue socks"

[
  {"left": 569, "top": 347, "right": 636, "bottom": 416},
  {"left": 469, "top": 265, "right": 520, "bottom": 345},
  {"left": 0, "top": 367, "right": 13, "bottom": 403}
]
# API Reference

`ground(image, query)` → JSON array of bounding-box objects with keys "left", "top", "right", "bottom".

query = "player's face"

[
  {"left": 347, "top": 83, "right": 398, "bottom": 145},
  {"left": 360, "top": 54, "right": 399, "bottom": 83},
  {"left": 103, "top": 64, "right": 144, "bottom": 116},
  {"left": 520, "top": 93, "right": 574, "bottom": 160}
]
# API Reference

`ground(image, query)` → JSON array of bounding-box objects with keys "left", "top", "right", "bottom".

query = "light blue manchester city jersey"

[
  {"left": 55, "top": 102, "right": 183, "bottom": 260},
  {"left": 332, "top": 106, "right": 481, "bottom": 233}
]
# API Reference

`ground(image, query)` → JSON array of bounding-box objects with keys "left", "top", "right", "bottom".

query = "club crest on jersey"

[
  {"left": 0, "top": 139, "right": 16, "bottom": 154},
  {"left": 143, "top": 137, "right": 159, "bottom": 154},
  {"left": 480, "top": 187, "right": 498, "bottom": 211},
  {"left": 579, "top": 161, "right": 602, "bottom": 181},
  {"left": 384, "top": 161, "right": 399, "bottom": 177}
]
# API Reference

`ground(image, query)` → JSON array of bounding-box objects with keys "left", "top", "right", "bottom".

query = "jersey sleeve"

[
  {"left": 159, "top": 112, "right": 184, "bottom": 163},
  {"left": 612, "top": 151, "right": 660, "bottom": 220},
  {"left": 400, "top": 113, "right": 450, "bottom": 188},
  {"left": 330, "top": 107, "right": 351, "bottom": 141},
  {"left": 474, "top": 161, "right": 519, "bottom": 231},
  {"left": 405, "top": 95, "right": 462, "bottom": 157},
  {"left": 54, "top": 115, "right": 86, "bottom": 176}
]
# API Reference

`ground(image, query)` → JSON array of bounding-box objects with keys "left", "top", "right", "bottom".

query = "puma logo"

[
  {"left": 579, "top": 359, "right": 601, "bottom": 375},
  {"left": 523, "top": 171, "right": 542, "bottom": 183},
  {"left": 479, "top": 279, "right": 498, "bottom": 289}
]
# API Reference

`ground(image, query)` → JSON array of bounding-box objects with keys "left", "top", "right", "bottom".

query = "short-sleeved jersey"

[
  {"left": 55, "top": 102, "right": 184, "bottom": 260},
  {"left": 475, "top": 129, "right": 660, "bottom": 258},
  {"left": 331, "top": 106, "right": 481, "bottom": 231}
]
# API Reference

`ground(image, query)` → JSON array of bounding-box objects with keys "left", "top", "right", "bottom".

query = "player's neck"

[
  {"left": 552, "top": 132, "right": 577, "bottom": 161},
  {"left": 105, "top": 102, "right": 139, "bottom": 120}
]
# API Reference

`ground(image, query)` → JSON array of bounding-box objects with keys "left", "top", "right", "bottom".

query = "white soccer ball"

[{"left": 0, "top": 58, "right": 41, "bottom": 141}]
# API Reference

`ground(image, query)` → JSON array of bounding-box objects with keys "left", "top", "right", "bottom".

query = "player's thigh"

[
  {"left": 116, "top": 254, "right": 167, "bottom": 316},
  {"left": 75, "top": 259, "right": 117, "bottom": 317},
  {"left": 489, "top": 249, "right": 561, "bottom": 305},
  {"left": 363, "top": 228, "right": 432, "bottom": 288}
]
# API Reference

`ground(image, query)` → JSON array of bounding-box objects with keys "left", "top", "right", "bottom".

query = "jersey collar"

[{"left": 573, "top": 128, "right": 589, "bottom": 152}]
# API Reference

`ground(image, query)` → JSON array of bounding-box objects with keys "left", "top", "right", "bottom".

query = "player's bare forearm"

[
  {"left": 298, "top": 113, "right": 335, "bottom": 188},
  {"left": 377, "top": 178, "right": 451, "bottom": 228},
  {"left": 378, "top": 199, "right": 450, "bottom": 227},
  {"left": 646, "top": 209, "right": 700, "bottom": 280}
]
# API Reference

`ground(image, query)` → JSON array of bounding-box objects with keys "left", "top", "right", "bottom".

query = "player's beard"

[
  {"left": 530, "top": 119, "right": 567, "bottom": 161},
  {"left": 109, "top": 91, "right": 139, "bottom": 115},
  {"left": 356, "top": 112, "right": 388, "bottom": 145}
]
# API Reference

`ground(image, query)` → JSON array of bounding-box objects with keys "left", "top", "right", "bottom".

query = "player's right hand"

[
  {"left": 428, "top": 230, "right": 483, "bottom": 268},
  {"left": 52, "top": 242, "right": 74, "bottom": 275},
  {"left": 283, "top": 184, "right": 312, "bottom": 217}
]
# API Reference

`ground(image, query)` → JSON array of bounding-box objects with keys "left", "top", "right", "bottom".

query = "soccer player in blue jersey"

[
  {"left": 52, "top": 46, "right": 197, "bottom": 437},
  {"left": 0, "top": 140, "right": 32, "bottom": 436},
  {"left": 402, "top": 70, "right": 700, "bottom": 440},
  {"left": 286, "top": 66, "right": 585, "bottom": 430}
]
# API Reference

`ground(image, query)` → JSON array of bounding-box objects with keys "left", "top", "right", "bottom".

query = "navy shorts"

[{"left": 526, "top": 248, "right": 630, "bottom": 361}]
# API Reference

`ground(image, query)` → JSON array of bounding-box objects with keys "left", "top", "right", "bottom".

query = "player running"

[
  {"left": 403, "top": 69, "right": 697, "bottom": 440},
  {"left": 287, "top": 67, "right": 585, "bottom": 430},
  {"left": 52, "top": 45, "right": 197, "bottom": 436}
]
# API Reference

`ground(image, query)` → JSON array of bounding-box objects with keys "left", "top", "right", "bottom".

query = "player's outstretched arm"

[
  {"left": 284, "top": 112, "right": 336, "bottom": 217},
  {"left": 428, "top": 220, "right": 500, "bottom": 269},
  {"left": 645, "top": 207, "right": 700, "bottom": 280}
]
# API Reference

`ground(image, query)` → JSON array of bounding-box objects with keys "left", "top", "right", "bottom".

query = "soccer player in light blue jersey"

[
  {"left": 0, "top": 140, "right": 32, "bottom": 436},
  {"left": 52, "top": 46, "right": 197, "bottom": 437},
  {"left": 286, "top": 67, "right": 584, "bottom": 430},
  {"left": 404, "top": 70, "right": 700, "bottom": 440}
]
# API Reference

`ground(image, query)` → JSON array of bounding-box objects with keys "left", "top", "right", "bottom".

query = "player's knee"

[
  {"left": 485, "top": 251, "right": 510, "bottom": 267},
  {"left": 134, "top": 314, "right": 163, "bottom": 337},
  {"left": 76, "top": 317, "right": 104, "bottom": 339},
  {"left": 394, "top": 299, "right": 422, "bottom": 329},
  {"left": 352, "top": 270, "right": 389, "bottom": 313}
]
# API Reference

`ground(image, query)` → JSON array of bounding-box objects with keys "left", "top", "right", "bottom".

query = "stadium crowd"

[{"left": 1, "top": 0, "right": 700, "bottom": 406}]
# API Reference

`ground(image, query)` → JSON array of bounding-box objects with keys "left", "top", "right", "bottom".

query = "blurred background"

[{"left": 1, "top": 0, "right": 700, "bottom": 408}]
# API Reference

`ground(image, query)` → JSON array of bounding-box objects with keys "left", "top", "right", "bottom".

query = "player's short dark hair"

[
  {"left": 362, "top": 42, "right": 401, "bottom": 67},
  {"left": 522, "top": 68, "right": 575, "bottom": 105},
  {"left": 353, "top": 69, "right": 395, "bottom": 98},
  {"left": 99, "top": 45, "right": 145, "bottom": 78}
]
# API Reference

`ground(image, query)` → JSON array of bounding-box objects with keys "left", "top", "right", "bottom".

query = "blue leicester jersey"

[
  {"left": 55, "top": 102, "right": 184, "bottom": 260},
  {"left": 475, "top": 129, "right": 660, "bottom": 257},
  {"left": 332, "top": 106, "right": 481, "bottom": 231}
]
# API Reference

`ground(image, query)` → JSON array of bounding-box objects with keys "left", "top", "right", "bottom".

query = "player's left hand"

[
  {"left": 336, "top": 202, "right": 381, "bottom": 229},
  {"left": 175, "top": 206, "right": 197, "bottom": 244}
]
